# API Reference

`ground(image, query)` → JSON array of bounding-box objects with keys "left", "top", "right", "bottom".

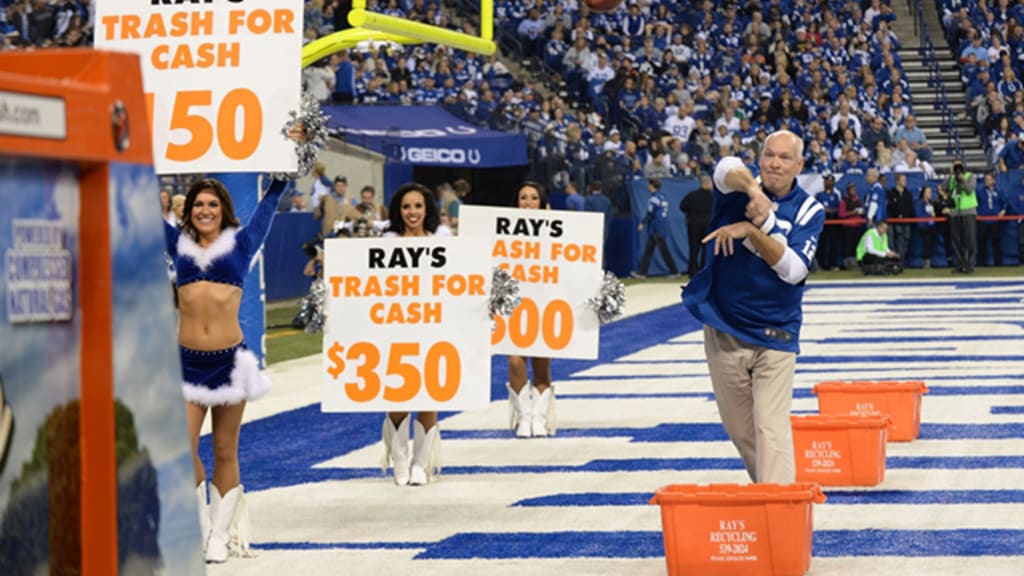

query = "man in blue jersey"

[
  {"left": 683, "top": 130, "right": 825, "bottom": 484},
  {"left": 632, "top": 178, "right": 681, "bottom": 278}
]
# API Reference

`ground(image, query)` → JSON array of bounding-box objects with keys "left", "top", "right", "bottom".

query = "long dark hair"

[
  {"left": 180, "top": 178, "right": 240, "bottom": 241},
  {"left": 516, "top": 180, "right": 549, "bottom": 209},
  {"left": 387, "top": 182, "right": 439, "bottom": 235}
]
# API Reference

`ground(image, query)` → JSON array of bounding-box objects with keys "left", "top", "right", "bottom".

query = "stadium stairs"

[{"left": 896, "top": 0, "right": 989, "bottom": 173}]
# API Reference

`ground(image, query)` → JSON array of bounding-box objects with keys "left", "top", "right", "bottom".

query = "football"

[{"left": 583, "top": 0, "right": 625, "bottom": 13}]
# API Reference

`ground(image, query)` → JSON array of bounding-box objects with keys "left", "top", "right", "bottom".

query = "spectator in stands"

[
  {"left": 976, "top": 172, "right": 1006, "bottom": 267},
  {"left": 633, "top": 178, "right": 680, "bottom": 279},
  {"left": 304, "top": 58, "right": 336, "bottom": 104},
  {"left": 160, "top": 188, "right": 174, "bottom": 226},
  {"left": 857, "top": 220, "right": 903, "bottom": 275},
  {"left": 839, "top": 183, "right": 866, "bottom": 267},
  {"left": 309, "top": 164, "right": 332, "bottom": 211},
  {"left": 359, "top": 185, "right": 388, "bottom": 222},
  {"left": 916, "top": 185, "right": 940, "bottom": 268},
  {"left": 171, "top": 194, "right": 186, "bottom": 227},
  {"left": 332, "top": 50, "right": 356, "bottom": 103},
  {"left": 815, "top": 173, "right": 843, "bottom": 271},
  {"left": 864, "top": 169, "right": 888, "bottom": 227},
  {"left": 961, "top": 32, "right": 990, "bottom": 64},
  {"left": 564, "top": 180, "right": 585, "bottom": 211},
  {"left": 892, "top": 115, "right": 933, "bottom": 162},
  {"left": 886, "top": 173, "right": 916, "bottom": 265},
  {"left": 998, "top": 136, "right": 1024, "bottom": 171},
  {"left": 861, "top": 116, "right": 893, "bottom": 160},
  {"left": 679, "top": 174, "right": 713, "bottom": 278}
]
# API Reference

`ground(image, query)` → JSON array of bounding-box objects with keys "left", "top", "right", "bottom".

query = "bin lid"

[
  {"left": 790, "top": 414, "right": 892, "bottom": 429},
  {"left": 812, "top": 380, "right": 929, "bottom": 395},
  {"left": 649, "top": 482, "right": 826, "bottom": 506}
]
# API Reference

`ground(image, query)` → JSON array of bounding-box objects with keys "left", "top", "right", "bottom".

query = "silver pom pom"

[
  {"left": 271, "top": 93, "right": 330, "bottom": 181},
  {"left": 489, "top": 266, "right": 521, "bottom": 317},
  {"left": 294, "top": 278, "right": 327, "bottom": 334},
  {"left": 587, "top": 271, "right": 626, "bottom": 324}
]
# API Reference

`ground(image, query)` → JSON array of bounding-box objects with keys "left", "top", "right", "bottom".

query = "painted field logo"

[{"left": 401, "top": 146, "right": 482, "bottom": 165}]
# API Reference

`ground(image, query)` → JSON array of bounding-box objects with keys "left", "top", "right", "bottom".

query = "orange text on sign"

[
  {"left": 101, "top": 12, "right": 214, "bottom": 40},
  {"left": 550, "top": 242, "right": 597, "bottom": 263},
  {"left": 156, "top": 89, "right": 262, "bottom": 162},
  {"left": 152, "top": 42, "right": 239, "bottom": 70},
  {"left": 431, "top": 274, "right": 485, "bottom": 296},
  {"left": 493, "top": 239, "right": 541, "bottom": 260},
  {"left": 227, "top": 9, "right": 297, "bottom": 35},
  {"left": 499, "top": 262, "right": 559, "bottom": 284},
  {"left": 492, "top": 297, "right": 573, "bottom": 350},
  {"left": 370, "top": 302, "right": 442, "bottom": 324},
  {"left": 329, "top": 275, "right": 420, "bottom": 298},
  {"left": 326, "top": 341, "right": 461, "bottom": 403}
]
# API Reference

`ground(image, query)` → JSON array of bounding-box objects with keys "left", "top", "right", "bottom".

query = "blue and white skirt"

[{"left": 180, "top": 343, "right": 271, "bottom": 406}]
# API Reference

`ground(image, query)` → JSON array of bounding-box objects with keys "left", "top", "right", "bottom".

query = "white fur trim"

[
  {"left": 713, "top": 156, "right": 747, "bottom": 193},
  {"left": 176, "top": 228, "right": 238, "bottom": 271},
  {"left": 181, "top": 348, "right": 271, "bottom": 406}
]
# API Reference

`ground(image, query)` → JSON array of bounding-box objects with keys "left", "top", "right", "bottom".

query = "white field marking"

[
  {"left": 313, "top": 435, "right": 1022, "bottom": 470},
  {"left": 807, "top": 558, "right": 1024, "bottom": 576},
  {"left": 233, "top": 473, "right": 1024, "bottom": 545},
  {"left": 572, "top": 360, "right": 1024, "bottom": 378},
  {"left": 618, "top": 340, "right": 1022, "bottom": 362},
  {"left": 209, "top": 555, "right": 670, "bottom": 576},
  {"left": 815, "top": 503, "right": 1024, "bottom": 531}
]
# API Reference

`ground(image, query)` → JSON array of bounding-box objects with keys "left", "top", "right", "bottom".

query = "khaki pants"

[{"left": 704, "top": 326, "right": 796, "bottom": 483}]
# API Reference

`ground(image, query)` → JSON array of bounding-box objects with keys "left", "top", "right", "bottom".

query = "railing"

[{"left": 915, "top": 0, "right": 964, "bottom": 161}]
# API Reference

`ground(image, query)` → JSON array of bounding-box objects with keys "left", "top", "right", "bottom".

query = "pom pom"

[
  {"left": 587, "top": 271, "right": 626, "bottom": 324},
  {"left": 489, "top": 266, "right": 521, "bottom": 317},
  {"left": 293, "top": 278, "right": 327, "bottom": 334},
  {"left": 271, "top": 93, "right": 330, "bottom": 181}
]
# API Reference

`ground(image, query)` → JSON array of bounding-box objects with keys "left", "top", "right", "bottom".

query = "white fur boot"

[
  {"left": 381, "top": 415, "right": 411, "bottom": 486},
  {"left": 196, "top": 482, "right": 211, "bottom": 553},
  {"left": 409, "top": 420, "right": 441, "bottom": 486},
  {"left": 507, "top": 382, "right": 534, "bottom": 438},
  {"left": 206, "top": 485, "right": 252, "bottom": 563},
  {"left": 532, "top": 386, "right": 557, "bottom": 437}
]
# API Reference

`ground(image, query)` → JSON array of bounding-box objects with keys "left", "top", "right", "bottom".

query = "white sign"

[
  {"left": 460, "top": 206, "right": 603, "bottom": 359},
  {"left": 0, "top": 91, "right": 67, "bottom": 140},
  {"left": 321, "top": 237, "right": 492, "bottom": 412},
  {"left": 93, "top": 0, "right": 303, "bottom": 175}
]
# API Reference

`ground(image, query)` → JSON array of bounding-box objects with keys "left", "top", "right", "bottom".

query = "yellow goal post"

[{"left": 301, "top": 0, "right": 495, "bottom": 68}]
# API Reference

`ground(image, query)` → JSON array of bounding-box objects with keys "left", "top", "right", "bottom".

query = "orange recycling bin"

[
  {"left": 812, "top": 381, "right": 929, "bottom": 442},
  {"left": 791, "top": 414, "right": 890, "bottom": 486},
  {"left": 650, "top": 483, "right": 826, "bottom": 576}
]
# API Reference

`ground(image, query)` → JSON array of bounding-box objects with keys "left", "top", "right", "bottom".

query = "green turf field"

[{"left": 266, "top": 265, "right": 1022, "bottom": 365}]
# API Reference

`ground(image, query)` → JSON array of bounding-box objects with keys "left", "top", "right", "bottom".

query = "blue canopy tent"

[{"left": 322, "top": 105, "right": 528, "bottom": 200}]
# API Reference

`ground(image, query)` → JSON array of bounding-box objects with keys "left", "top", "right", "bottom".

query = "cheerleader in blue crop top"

[{"left": 164, "top": 176, "right": 286, "bottom": 563}]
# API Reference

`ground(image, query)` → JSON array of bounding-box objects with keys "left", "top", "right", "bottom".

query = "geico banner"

[
  {"left": 321, "top": 236, "right": 492, "bottom": 413},
  {"left": 400, "top": 146, "right": 482, "bottom": 165},
  {"left": 94, "top": 0, "right": 302, "bottom": 175},
  {"left": 460, "top": 206, "right": 604, "bottom": 360}
]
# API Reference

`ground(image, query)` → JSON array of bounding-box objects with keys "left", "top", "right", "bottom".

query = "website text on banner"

[
  {"left": 460, "top": 206, "right": 604, "bottom": 360},
  {"left": 321, "top": 237, "right": 492, "bottom": 413},
  {"left": 93, "top": 0, "right": 302, "bottom": 175}
]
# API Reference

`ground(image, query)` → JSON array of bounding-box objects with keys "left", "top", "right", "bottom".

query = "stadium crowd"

[{"left": 4, "top": 0, "right": 1022, "bottom": 268}]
